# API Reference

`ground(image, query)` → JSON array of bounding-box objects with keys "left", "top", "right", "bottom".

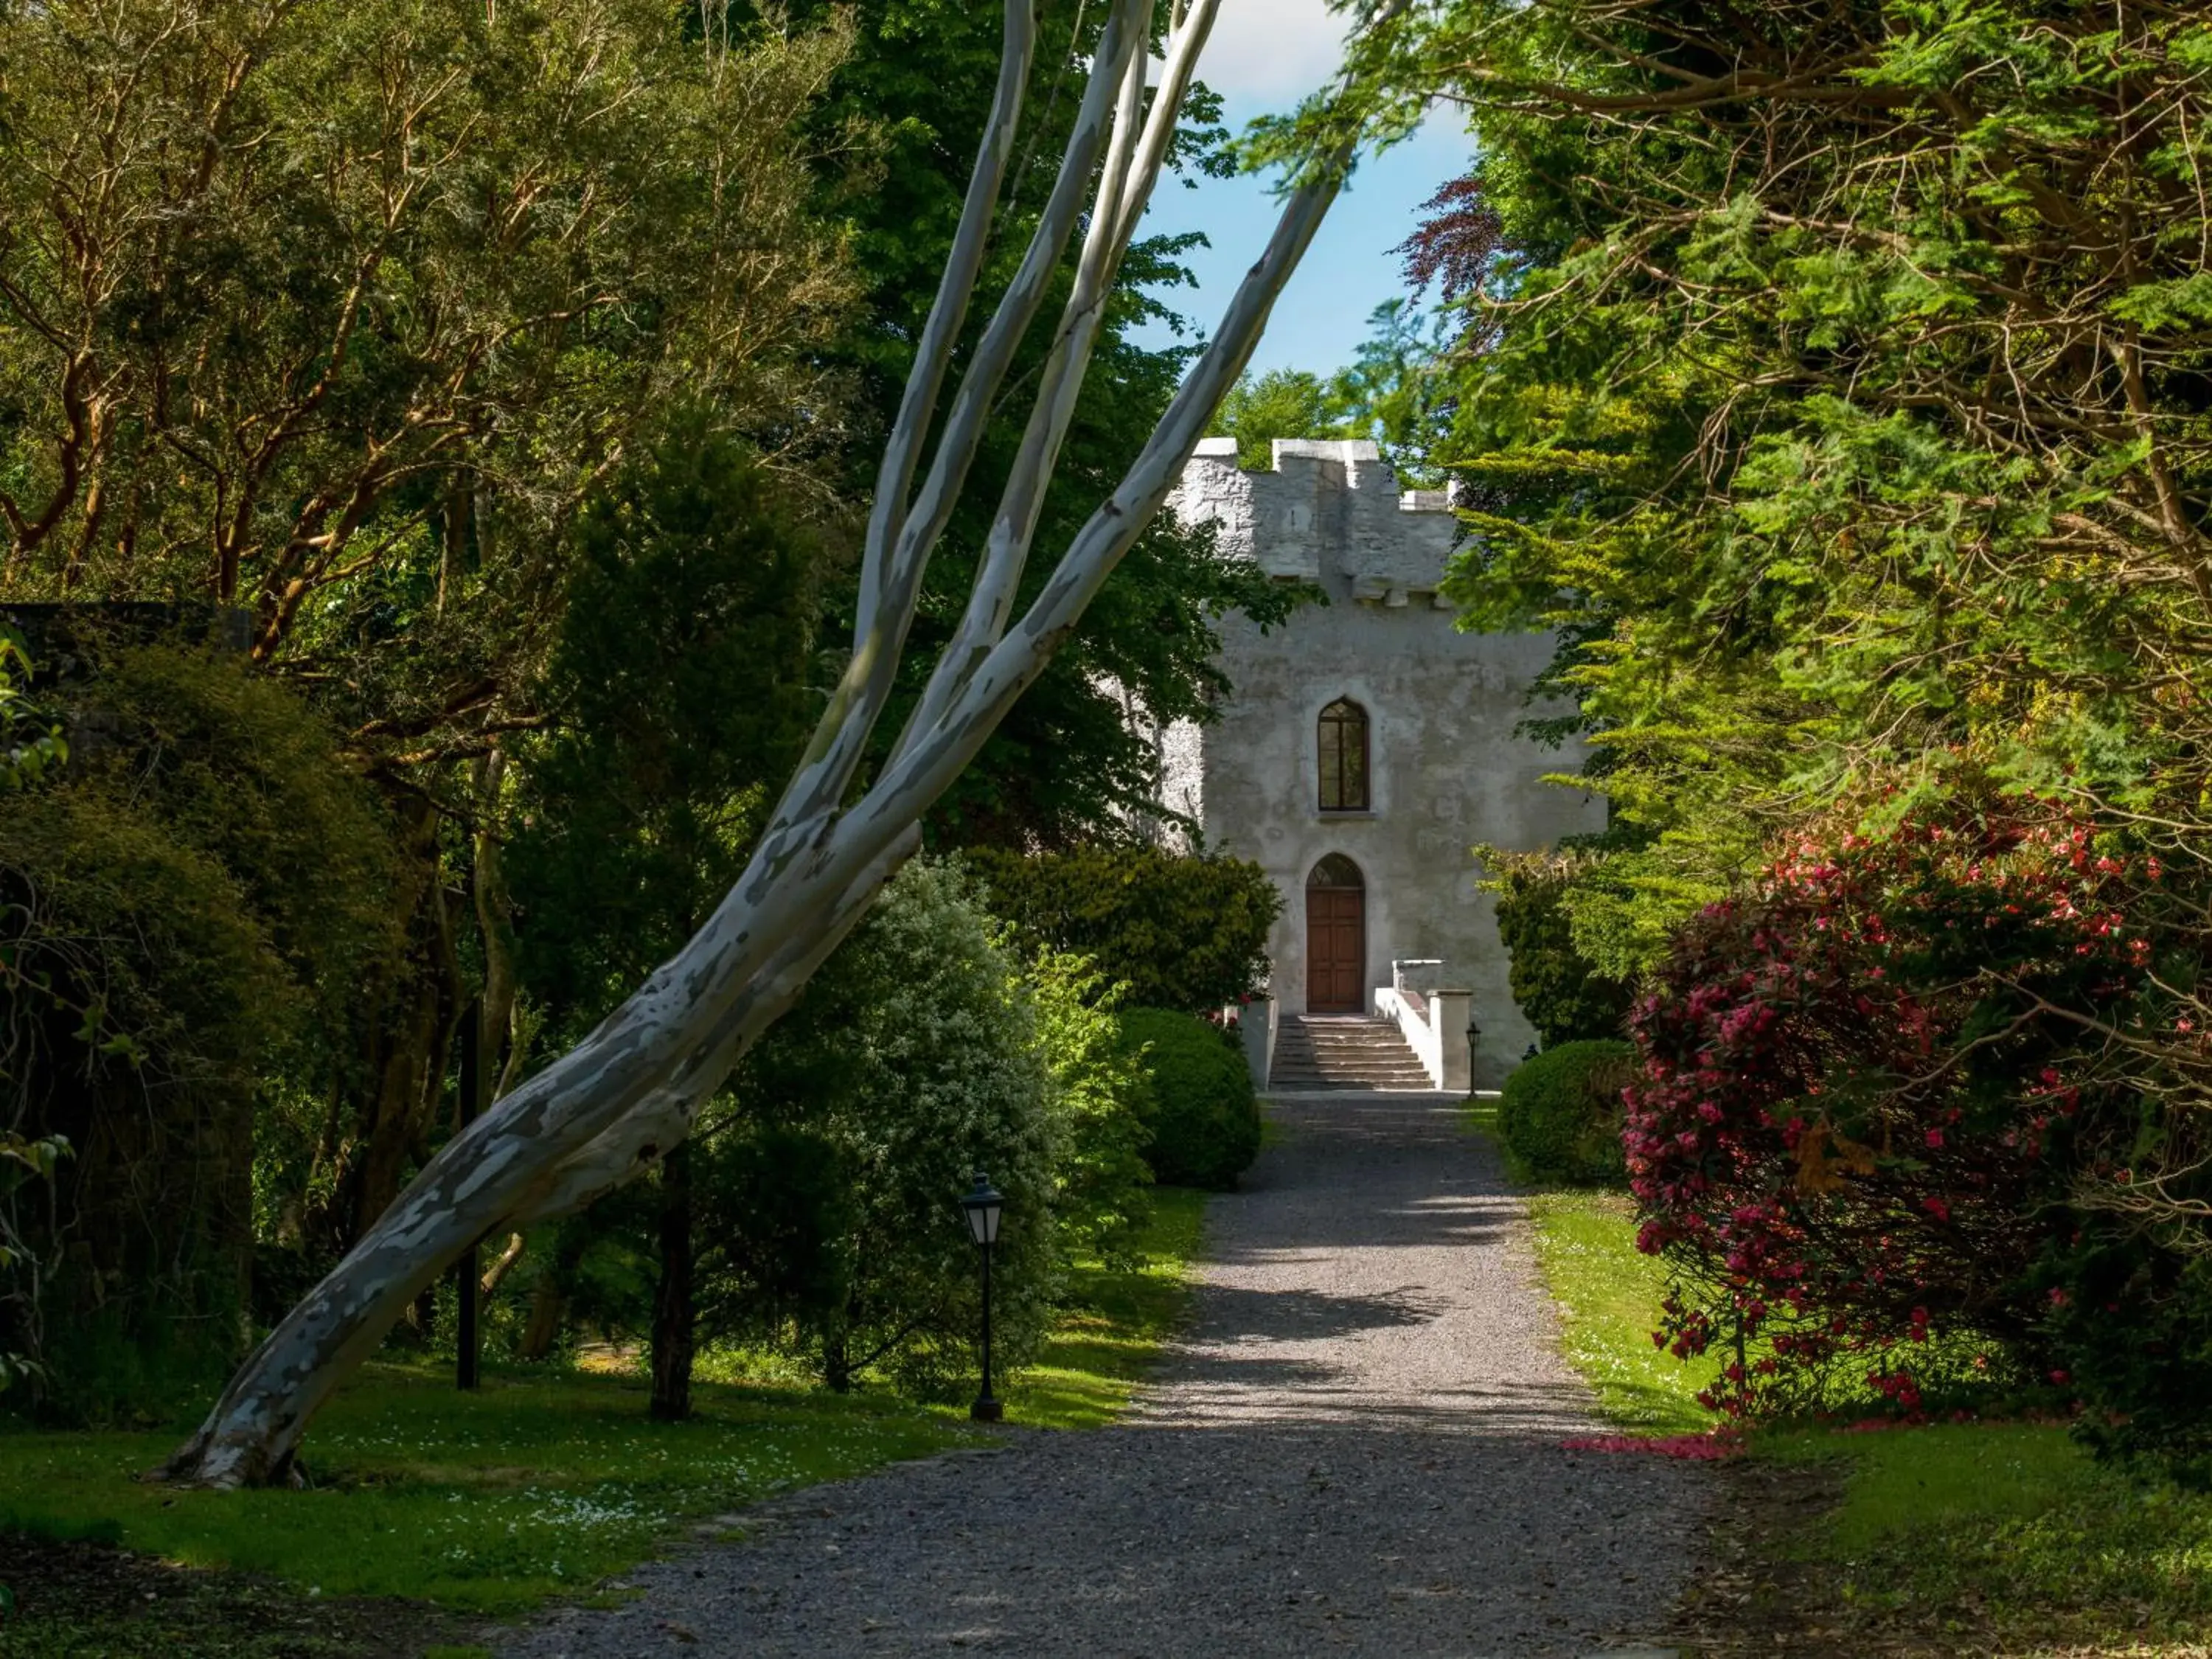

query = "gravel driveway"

[{"left": 501, "top": 1092, "right": 1709, "bottom": 1658}]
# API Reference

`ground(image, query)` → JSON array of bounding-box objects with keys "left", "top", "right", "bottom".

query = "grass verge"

[
  {"left": 0, "top": 1365, "right": 967, "bottom": 1615},
  {"left": 1488, "top": 1102, "right": 2212, "bottom": 1655},
  {"left": 1467, "top": 1091, "right": 1708, "bottom": 1433},
  {"left": 0, "top": 1185, "right": 1210, "bottom": 1652},
  {"left": 1009, "top": 1183, "right": 1208, "bottom": 1429},
  {"left": 1756, "top": 1422, "right": 2212, "bottom": 1655},
  {"left": 1524, "top": 1189, "right": 1706, "bottom": 1436}
]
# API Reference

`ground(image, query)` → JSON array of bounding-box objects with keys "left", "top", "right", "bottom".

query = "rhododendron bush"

[{"left": 1627, "top": 795, "right": 2212, "bottom": 1454}]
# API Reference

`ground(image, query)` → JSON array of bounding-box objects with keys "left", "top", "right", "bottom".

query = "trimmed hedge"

[
  {"left": 1116, "top": 1008, "right": 1261, "bottom": 1190},
  {"left": 1497, "top": 1040, "right": 1636, "bottom": 1186},
  {"left": 965, "top": 845, "right": 1279, "bottom": 1015}
]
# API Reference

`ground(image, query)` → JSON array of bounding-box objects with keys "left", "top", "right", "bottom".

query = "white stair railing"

[{"left": 1375, "top": 959, "right": 1473, "bottom": 1091}]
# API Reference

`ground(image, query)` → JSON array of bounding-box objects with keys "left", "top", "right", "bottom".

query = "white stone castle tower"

[{"left": 1161, "top": 437, "right": 1604, "bottom": 1088}]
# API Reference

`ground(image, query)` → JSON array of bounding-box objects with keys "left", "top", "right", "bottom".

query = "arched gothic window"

[{"left": 1318, "top": 698, "right": 1369, "bottom": 812}]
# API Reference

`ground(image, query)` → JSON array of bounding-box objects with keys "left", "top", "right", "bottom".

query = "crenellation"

[{"left": 1169, "top": 437, "right": 1462, "bottom": 600}]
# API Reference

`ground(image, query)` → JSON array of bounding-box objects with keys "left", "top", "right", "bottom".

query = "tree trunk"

[
  {"left": 649, "top": 1144, "right": 695, "bottom": 1422},
  {"left": 316, "top": 795, "right": 451, "bottom": 1251},
  {"left": 472, "top": 750, "right": 529, "bottom": 1097},
  {"left": 160, "top": 0, "right": 1365, "bottom": 1488},
  {"left": 519, "top": 1267, "right": 567, "bottom": 1362}
]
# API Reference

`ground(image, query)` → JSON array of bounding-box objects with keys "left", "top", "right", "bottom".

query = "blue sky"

[{"left": 1130, "top": 0, "right": 1472, "bottom": 378}]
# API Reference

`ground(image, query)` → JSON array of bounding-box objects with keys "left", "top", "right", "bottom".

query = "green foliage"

[
  {"left": 1496, "top": 1040, "right": 1634, "bottom": 1186},
  {"left": 0, "top": 644, "right": 401, "bottom": 1418},
  {"left": 1116, "top": 1009, "right": 1260, "bottom": 1192},
  {"left": 712, "top": 860, "right": 1061, "bottom": 1397},
  {"left": 1207, "top": 369, "right": 1354, "bottom": 468},
  {"left": 965, "top": 845, "right": 1280, "bottom": 1015},
  {"left": 0, "top": 1133, "right": 69, "bottom": 1394},
  {"left": 0, "top": 633, "right": 65, "bottom": 791},
  {"left": 1359, "top": 0, "right": 2212, "bottom": 975},
  {"left": 80, "top": 650, "right": 405, "bottom": 1025},
  {"left": 1204, "top": 313, "right": 1453, "bottom": 481},
  {"left": 509, "top": 409, "right": 826, "bottom": 1023},
  {"left": 1, "top": 0, "right": 858, "bottom": 693},
  {"left": 1026, "top": 950, "right": 1155, "bottom": 1265},
  {"left": 1484, "top": 849, "right": 1633, "bottom": 1046},
  {"left": 2039, "top": 1211, "right": 2212, "bottom": 1486}
]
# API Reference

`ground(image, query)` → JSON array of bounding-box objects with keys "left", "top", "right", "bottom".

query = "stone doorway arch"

[{"left": 1305, "top": 854, "right": 1366, "bottom": 1013}]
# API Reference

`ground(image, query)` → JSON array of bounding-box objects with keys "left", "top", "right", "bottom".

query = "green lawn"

[
  {"left": 1484, "top": 1097, "right": 2212, "bottom": 1652},
  {"left": 0, "top": 1365, "right": 969, "bottom": 1615},
  {"left": 1525, "top": 1189, "right": 1708, "bottom": 1435},
  {"left": 1763, "top": 1422, "right": 2212, "bottom": 1652},
  {"left": 0, "top": 1185, "right": 1211, "bottom": 1649},
  {"left": 1009, "top": 1184, "right": 1209, "bottom": 1430}
]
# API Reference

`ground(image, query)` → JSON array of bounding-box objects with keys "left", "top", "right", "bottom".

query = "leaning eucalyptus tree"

[{"left": 162, "top": 0, "right": 1387, "bottom": 1487}]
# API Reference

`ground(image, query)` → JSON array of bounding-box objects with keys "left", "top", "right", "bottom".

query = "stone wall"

[{"left": 1168, "top": 437, "right": 1606, "bottom": 1085}]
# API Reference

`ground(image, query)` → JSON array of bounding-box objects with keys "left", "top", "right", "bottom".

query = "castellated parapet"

[{"left": 1174, "top": 436, "right": 1458, "bottom": 605}]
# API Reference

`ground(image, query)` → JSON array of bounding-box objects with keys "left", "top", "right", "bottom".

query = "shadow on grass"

[
  {"left": 1012, "top": 1184, "right": 1209, "bottom": 1430},
  {"left": 0, "top": 1528, "right": 472, "bottom": 1659},
  {"left": 0, "top": 1364, "right": 970, "bottom": 1616},
  {"left": 0, "top": 1181, "right": 1217, "bottom": 1635},
  {"left": 1663, "top": 1419, "right": 2212, "bottom": 1656}
]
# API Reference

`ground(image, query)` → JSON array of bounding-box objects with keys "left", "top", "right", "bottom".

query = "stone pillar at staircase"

[{"left": 1430, "top": 990, "right": 1472, "bottom": 1093}]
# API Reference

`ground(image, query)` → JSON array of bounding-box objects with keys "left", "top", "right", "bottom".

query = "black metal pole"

[
  {"left": 972, "top": 1239, "right": 1002, "bottom": 1422},
  {"left": 455, "top": 998, "right": 482, "bottom": 1391}
]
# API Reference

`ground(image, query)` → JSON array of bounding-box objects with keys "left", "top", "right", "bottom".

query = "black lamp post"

[
  {"left": 454, "top": 998, "right": 484, "bottom": 1391},
  {"left": 961, "top": 1171, "right": 1005, "bottom": 1423}
]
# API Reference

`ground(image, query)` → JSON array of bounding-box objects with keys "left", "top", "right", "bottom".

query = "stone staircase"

[{"left": 1269, "top": 1015, "right": 1434, "bottom": 1091}]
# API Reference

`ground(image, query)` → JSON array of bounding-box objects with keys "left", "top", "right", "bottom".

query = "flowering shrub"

[
  {"left": 1627, "top": 796, "right": 2181, "bottom": 1421},
  {"left": 723, "top": 858, "right": 1062, "bottom": 1399}
]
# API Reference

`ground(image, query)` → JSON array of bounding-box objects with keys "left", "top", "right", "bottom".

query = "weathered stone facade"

[{"left": 1164, "top": 437, "right": 1604, "bottom": 1086}]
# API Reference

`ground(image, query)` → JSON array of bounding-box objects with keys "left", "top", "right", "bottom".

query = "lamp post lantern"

[{"left": 961, "top": 1171, "right": 1005, "bottom": 1423}]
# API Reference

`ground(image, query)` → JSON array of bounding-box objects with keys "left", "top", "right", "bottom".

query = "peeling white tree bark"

[{"left": 161, "top": 0, "right": 1366, "bottom": 1489}]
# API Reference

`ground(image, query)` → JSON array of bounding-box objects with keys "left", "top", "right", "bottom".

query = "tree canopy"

[{"left": 1315, "top": 0, "right": 2210, "bottom": 970}]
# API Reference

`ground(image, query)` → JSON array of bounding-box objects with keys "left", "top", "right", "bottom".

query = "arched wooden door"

[{"left": 1305, "top": 855, "right": 1366, "bottom": 1013}]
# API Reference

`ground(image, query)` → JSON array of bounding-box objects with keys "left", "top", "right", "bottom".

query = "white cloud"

[{"left": 1193, "top": 0, "right": 1351, "bottom": 109}]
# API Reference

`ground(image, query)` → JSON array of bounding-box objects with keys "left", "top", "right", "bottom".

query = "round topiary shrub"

[
  {"left": 1117, "top": 1008, "right": 1261, "bottom": 1190},
  {"left": 1498, "top": 1040, "right": 1636, "bottom": 1186}
]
